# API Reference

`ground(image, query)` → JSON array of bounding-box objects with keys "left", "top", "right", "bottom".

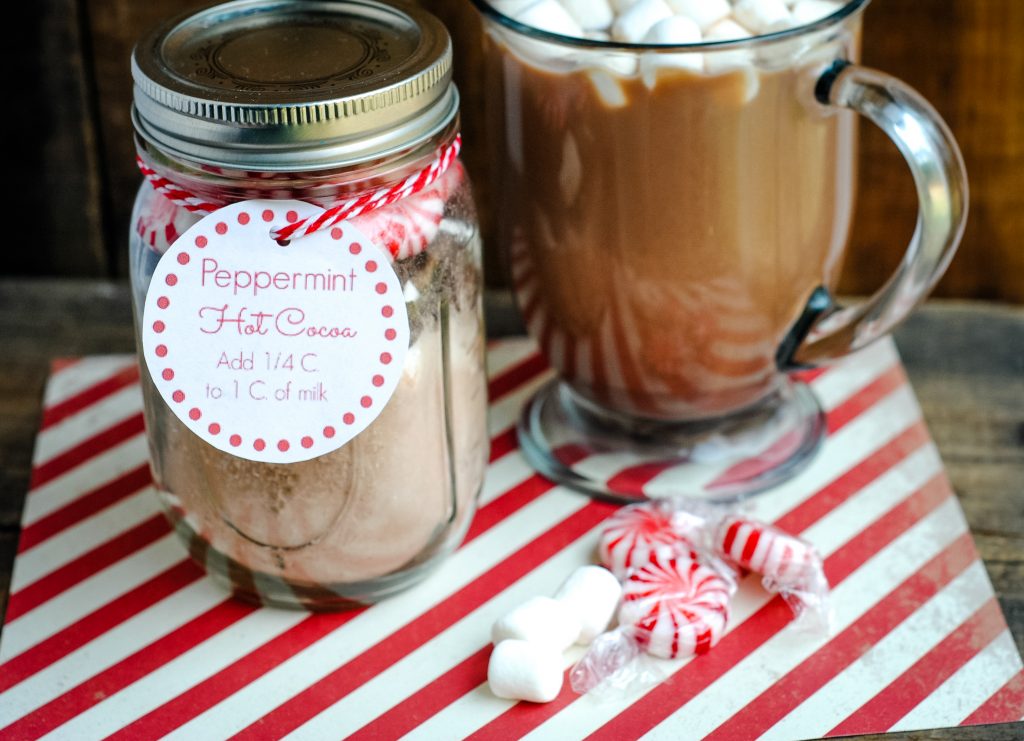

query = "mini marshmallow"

[
  {"left": 704, "top": 20, "right": 756, "bottom": 77},
  {"left": 554, "top": 565, "right": 623, "bottom": 644},
  {"left": 704, "top": 18, "right": 754, "bottom": 42},
  {"left": 611, "top": 0, "right": 673, "bottom": 43},
  {"left": 733, "top": 0, "right": 793, "bottom": 34},
  {"left": 640, "top": 17, "right": 703, "bottom": 87},
  {"left": 515, "top": 0, "right": 584, "bottom": 37},
  {"left": 489, "top": 0, "right": 543, "bottom": 16},
  {"left": 594, "top": 52, "right": 639, "bottom": 77},
  {"left": 643, "top": 15, "right": 702, "bottom": 44},
  {"left": 492, "top": 595, "right": 582, "bottom": 651},
  {"left": 499, "top": 24, "right": 578, "bottom": 72},
  {"left": 588, "top": 69, "right": 629, "bottom": 107},
  {"left": 666, "top": 0, "right": 730, "bottom": 32},
  {"left": 561, "top": 0, "right": 614, "bottom": 32},
  {"left": 610, "top": 0, "right": 642, "bottom": 12},
  {"left": 488, "top": 640, "right": 564, "bottom": 703},
  {"left": 791, "top": 0, "right": 841, "bottom": 25}
]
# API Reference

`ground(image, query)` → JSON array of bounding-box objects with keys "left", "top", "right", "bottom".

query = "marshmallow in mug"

[
  {"left": 513, "top": 0, "right": 582, "bottom": 36},
  {"left": 791, "top": 0, "right": 844, "bottom": 25},
  {"left": 640, "top": 15, "right": 703, "bottom": 87},
  {"left": 667, "top": 0, "right": 731, "bottom": 32},
  {"left": 488, "top": 0, "right": 843, "bottom": 52},
  {"left": 487, "top": 0, "right": 844, "bottom": 141},
  {"left": 612, "top": 0, "right": 672, "bottom": 43},
  {"left": 562, "top": 0, "right": 614, "bottom": 31},
  {"left": 733, "top": 0, "right": 792, "bottom": 34},
  {"left": 703, "top": 19, "right": 758, "bottom": 79}
]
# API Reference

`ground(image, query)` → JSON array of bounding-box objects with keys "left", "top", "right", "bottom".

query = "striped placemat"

[{"left": 1, "top": 338, "right": 1022, "bottom": 739}]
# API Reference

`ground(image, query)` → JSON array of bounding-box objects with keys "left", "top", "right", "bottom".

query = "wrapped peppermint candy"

[{"left": 715, "top": 514, "right": 831, "bottom": 631}]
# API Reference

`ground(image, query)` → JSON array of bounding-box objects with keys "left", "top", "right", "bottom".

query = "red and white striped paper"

[{"left": 2, "top": 339, "right": 1022, "bottom": 740}]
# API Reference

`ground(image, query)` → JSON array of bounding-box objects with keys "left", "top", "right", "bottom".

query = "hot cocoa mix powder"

[{"left": 141, "top": 244, "right": 487, "bottom": 608}]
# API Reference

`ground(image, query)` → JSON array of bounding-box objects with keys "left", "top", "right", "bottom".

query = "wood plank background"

[{"left": 12, "top": 0, "right": 1023, "bottom": 302}]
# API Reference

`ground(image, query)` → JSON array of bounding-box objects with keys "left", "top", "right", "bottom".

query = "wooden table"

[{"left": 1, "top": 279, "right": 1021, "bottom": 740}]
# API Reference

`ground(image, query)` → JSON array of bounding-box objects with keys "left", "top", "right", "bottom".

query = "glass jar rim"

[
  {"left": 132, "top": 0, "right": 458, "bottom": 172},
  {"left": 468, "top": 0, "right": 870, "bottom": 52}
]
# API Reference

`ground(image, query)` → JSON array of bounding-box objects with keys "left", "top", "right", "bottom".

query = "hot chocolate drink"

[
  {"left": 483, "top": 0, "right": 857, "bottom": 420},
  {"left": 473, "top": 0, "right": 966, "bottom": 501}
]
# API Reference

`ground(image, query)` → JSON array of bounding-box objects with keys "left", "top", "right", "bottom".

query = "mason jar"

[{"left": 129, "top": 0, "right": 487, "bottom": 610}]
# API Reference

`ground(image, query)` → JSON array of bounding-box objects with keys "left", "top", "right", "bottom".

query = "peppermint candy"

[
  {"left": 136, "top": 194, "right": 194, "bottom": 256},
  {"left": 598, "top": 501, "right": 705, "bottom": 578},
  {"left": 617, "top": 549, "right": 731, "bottom": 659},
  {"left": 352, "top": 186, "right": 447, "bottom": 261},
  {"left": 717, "top": 515, "right": 822, "bottom": 591}
]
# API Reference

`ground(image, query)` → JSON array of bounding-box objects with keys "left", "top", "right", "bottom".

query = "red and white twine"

[{"left": 135, "top": 134, "right": 462, "bottom": 243}]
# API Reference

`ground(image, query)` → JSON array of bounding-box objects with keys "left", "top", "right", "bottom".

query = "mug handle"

[{"left": 776, "top": 60, "right": 969, "bottom": 370}]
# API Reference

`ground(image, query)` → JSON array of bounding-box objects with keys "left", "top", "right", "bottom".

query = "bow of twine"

[{"left": 136, "top": 135, "right": 462, "bottom": 243}]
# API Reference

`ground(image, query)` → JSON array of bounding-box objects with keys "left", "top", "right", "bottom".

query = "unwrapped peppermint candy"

[{"left": 618, "top": 549, "right": 731, "bottom": 659}]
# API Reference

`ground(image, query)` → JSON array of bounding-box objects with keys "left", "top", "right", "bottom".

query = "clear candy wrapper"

[
  {"left": 569, "top": 628, "right": 671, "bottom": 699},
  {"left": 569, "top": 628, "right": 640, "bottom": 696},
  {"left": 570, "top": 637, "right": 706, "bottom": 701}
]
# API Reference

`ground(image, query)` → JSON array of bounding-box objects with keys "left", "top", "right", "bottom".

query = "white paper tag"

[{"left": 141, "top": 200, "right": 409, "bottom": 464}]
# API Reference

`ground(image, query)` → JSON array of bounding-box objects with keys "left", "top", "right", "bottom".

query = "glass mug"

[{"left": 471, "top": 0, "right": 967, "bottom": 501}]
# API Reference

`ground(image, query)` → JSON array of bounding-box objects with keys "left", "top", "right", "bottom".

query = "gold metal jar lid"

[{"left": 131, "top": 0, "right": 457, "bottom": 170}]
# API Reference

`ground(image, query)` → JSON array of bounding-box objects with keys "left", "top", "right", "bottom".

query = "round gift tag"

[{"left": 141, "top": 200, "right": 409, "bottom": 464}]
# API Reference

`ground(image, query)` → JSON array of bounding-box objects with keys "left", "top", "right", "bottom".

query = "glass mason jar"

[{"left": 129, "top": 0, "right": 487, "bottom": 609}]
